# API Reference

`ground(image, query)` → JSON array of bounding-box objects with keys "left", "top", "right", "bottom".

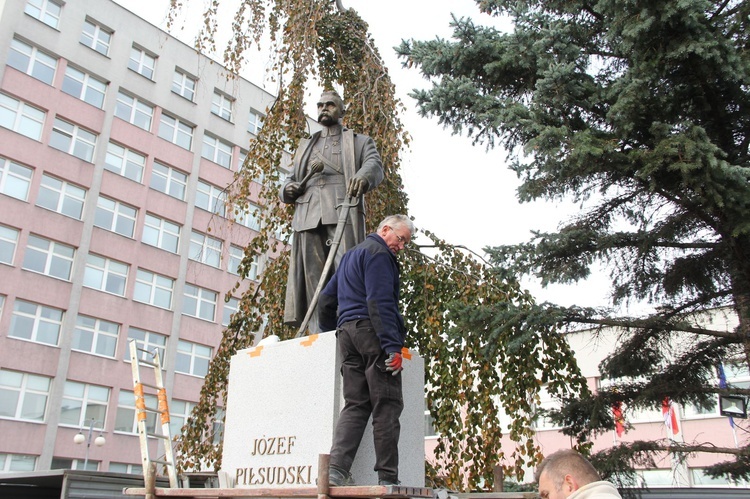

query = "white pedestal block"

[{"left": 221, "top": 331, "right": 425, "bottom": 488}]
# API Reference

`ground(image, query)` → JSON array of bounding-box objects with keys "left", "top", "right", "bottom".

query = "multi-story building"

[{"left": 0, "top": 0, "right": 279, "bottom": 473}]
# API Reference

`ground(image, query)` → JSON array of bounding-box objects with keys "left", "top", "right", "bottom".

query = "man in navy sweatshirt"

[{"left": 318, "top": 214, "right": 416, "bottom": 487}]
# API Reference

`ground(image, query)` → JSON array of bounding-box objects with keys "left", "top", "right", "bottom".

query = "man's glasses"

[{"left": 388, "top": 226, "right": 408, "bottom": 244}]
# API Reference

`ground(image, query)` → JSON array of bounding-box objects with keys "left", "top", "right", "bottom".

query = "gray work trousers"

[{"left": 329, "top": 319, "right": 404, "bottom": 482}]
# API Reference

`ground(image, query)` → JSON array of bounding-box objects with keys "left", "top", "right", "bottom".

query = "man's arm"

[{"left": 364, "top": 253, "right": 403, "bottom": 354}]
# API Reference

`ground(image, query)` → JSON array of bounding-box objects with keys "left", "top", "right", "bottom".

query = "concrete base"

[{"left": 221, "top": 331, "right": 425, "bottom": 488}]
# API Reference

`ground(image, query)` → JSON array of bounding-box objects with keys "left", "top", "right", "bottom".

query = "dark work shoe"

[
  {"left": 329, "top": 465, "right": 355, "bottom": 487},
  {"left": 378, "top": 478, "right": 400, "bottom": 486}
]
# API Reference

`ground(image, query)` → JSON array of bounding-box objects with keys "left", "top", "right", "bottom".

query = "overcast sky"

[{"left": 115, "top": 0, "right": 613, "bottom": 308}]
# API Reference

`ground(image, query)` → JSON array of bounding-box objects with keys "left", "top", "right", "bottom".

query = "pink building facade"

[{"left": 0, "top": 0, "right": 279, "bottom": 473}]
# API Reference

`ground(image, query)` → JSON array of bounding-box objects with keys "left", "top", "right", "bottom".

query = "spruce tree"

[{"left": 398, "top": 0, "right": 750, "bottom": 482}]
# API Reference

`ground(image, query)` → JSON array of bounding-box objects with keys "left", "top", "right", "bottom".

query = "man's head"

[
  {"left": 535, "top": 450, "right": 602, "bottom": 499},
  {"left": 317, "top": 90, "right": 345, "bottom": 126},
  {"left": 377, "top": 215, "right": 416, "bottom": 254}
]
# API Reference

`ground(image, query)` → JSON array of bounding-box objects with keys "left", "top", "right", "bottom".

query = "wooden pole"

[{"left": 317, "top": 454, "right": 331, "bottom": 499}]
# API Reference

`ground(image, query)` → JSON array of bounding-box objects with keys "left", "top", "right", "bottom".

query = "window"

[
  {"left": 72, "top": 315, "right": 119, "bottom": 358},
  {"left": 51, "top": 457, "right": 99, "bottom": 471},
  {"left": 109, "top": 462, "right": 144, "bottom": 475},
  {"left": 229, "top": 246, "right": 259, "bottom": 280},
  {"left": 93, "top": 196, "right": 137, "bottom": 237},
  {"left": 115, "top": 92, "right": 153, "bottom": 131},
  {"left": 0, "top": 452, "right": 37, "bottom": 472},
  {"left": 133, "top": 269, "right": 174, "bottom": 309},
  {"left": 128, "top": 46, "right": 156, "bottom": 80},
  {"left": 196, "top": 180, "right": 225, "bottom": 216},
  {"left": 182, "top": 284, "right": 217, "bottom": 322},
  {"left": 424, "top": 411, "right": 437, "bottom": 438},
  {"left": 83, "top": 253, "right": 128, "bottom": 296},
  {"left": 59, "top": 381, "right": 109, "bottom": 428},
  {"left": 533, "top": 385, "right": 562, "bottom": 430},
  {"left": 691, "top": 467, "right": 738, "bottom": 487},
  {"left": 62, "top": 66, "right": 107, "bottom": 108},
  {"left": 175, "top": 340, "right": 211, "bottom": 377},
  {"left": 142, "top": 214, "right": 180, "bottom": 253},
  {"left": 124, "top": 327, "right": 167, "bottom": 363},
  {"left": 150, "top": 162, "right": 187, "bottom": 200},
  {"left": 49, "top": 117, "right": 97, "bottom": 162},
  {"left": 189, "top": 231, "right": 222, "bottom": 268},
  {"left": 0, "top": 370, "right": 50, "bottom": 422},
  {"left": 104, "top": 142, "right": 145, "bottom": 183},
  {"left": 22, "top": 234, "right": 75, "bottom": 280},
  {"left": 222, "top": 296, "right": 239, "bottom": 326},
  {"left": 25, "top": 0, "right": 63, "bottom": 29},
  {"left": 0, "top": 93, "right": 45, "bottom": 140},
  {"left": 235, "top": 203, "right": 260, "bottom": 231},
  {"left": 0, "top": 157, "right": 33, "bottom": 201},
  {"left": 36, "top": 174, "right": 86, "bottom": 219},
  {"left": 9, "top": 299, "right": 63, "bottom": 346},
  {"left": 172, "top": 70, "right": 196, "bottom": 101},
  {"left": 201, "top": 135, "right": 232, "bottom": 168},
  {"left": 80, "top": 19, "right": 112, "bottom": 56},
  {"left": 169, "top": 399, "right": 195, "bottom": 436},
  {"left": 157, "top": 113, "right": 193, "bottom": 150},
  {"left": 0, "top": 225, "right": 19, "bottom": 265},
  {"left": 7, "top": 38, "right": 57, "bottom": 85},
  {"left": 247, "top": 109, "right": 264, "bottom": 135},
  {"left": 115, "top": 389, "right": 156, "bottom": 434},
  {"left": 211, "top": 91, "right": 233, "bottom": 121}
]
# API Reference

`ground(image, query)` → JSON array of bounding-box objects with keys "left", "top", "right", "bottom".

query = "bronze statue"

[{"left": 280, "top": 90, "right": 383, "bottom": 333}]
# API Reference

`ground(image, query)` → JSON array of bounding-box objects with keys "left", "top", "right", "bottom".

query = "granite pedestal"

[{"left": 221, "top": 331, "right": 425, "bottom": 488}]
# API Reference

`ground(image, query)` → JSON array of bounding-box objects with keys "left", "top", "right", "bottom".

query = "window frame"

[
  {"left": 0, "top": 452, "right": 37, "bottom": 472},
  {"left": 188, "top": 231, "right": 222, "bottom": 268},
  {"left": 201, "top": 134, "right": 232, "bottom": 168},
  {"left": 195, "top": 180, "right": 226, "bottom": 217},
  {"left": 175, "top": 340, "right": 212, "bottom": 378},
  {"left": 79, "top": 18, "right": 112, "bottom": 56},
  {"left": 22, "top": 234, "right": 75, "bottom": 281},
  {"left": 115, "top": 389, "right": 157, "bottom": 434},
  {"left": 9, "top": 299, "right": 64, "bottom": 346},
  {"left": 0, "top": 93, "right": 45, "bottom": 141},
  {"left": 0, "top": 369, "right": 51, "bottom": 422},
  {"left": 49, "top": 117, "right": 97, "bottom": 162},
  {"left": 182, "top": 283, "right": 217, "bottom": 322},
  {"left": 7, "top": 37, "right": 58, "bottom": 85},
  {"left": 149, "top": 161, "right": 187, "bottom": 201},
  {"left": 72, "top": 314, "right": 119, "bottom": 358},
  {"left": 222, "top": 296, "right": 239, "bottom": 327},
  {"left": 128, "top": 46, "right": 156, "bottom": 80},
  {"left": 0, "top": 225, "right": 20, "bottom": 266},
  {"left": 82, "top": 253, "right": 129, "bottom": 296},
  {"left": 61, "top": 65, "right": 107, "bottom": 109},
  {"left": 211, "top": 91, "right": 233, "bottom": 121},
  {"left": 247, "top": 109, "right": 264, "bottom": 135},
  {"left": 114, "top": 91, "right": 154, "bottom": 131},
  {"left": 59, "top": 381, "right": 109, "bottom": 429},
  {"left": 142, "top": 213, "right": 181, "bottom": 253},
  {"left": 124, "top": 327, "right": 167, "bottom": 364},
  {"left": 36, "top": 174, "right": 86, "bottom": 220},
  {"left": 133, "top": 269, "right": 174, "bottom": 309},
  {"left": 24, "top": 0, "right": 63, "bottom": 29},
  {"left": 104, "top": 142, "right": 145, "bottom": 183},
  {"left": 0, "top": 157, "right": 33, "bottom": 202},
  {"left": 157, "top": 113, "right": 193, "bottom": 150},
  {"left": 172, "top": 69, "right": 196, "bottom": 101},
  {"left": 93, "top": 195, "right": 137, "bottom": 238}
]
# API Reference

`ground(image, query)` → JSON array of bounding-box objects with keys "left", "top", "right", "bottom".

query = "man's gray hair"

[
  {"left": 320, "top": 89, "right": 345, "bottom": 114},
  {"left": 378, "top": 214, "right": 416, "bottom": 235},
  {"left": 535, "top": 449, "right": 601, "bottom": 488}
]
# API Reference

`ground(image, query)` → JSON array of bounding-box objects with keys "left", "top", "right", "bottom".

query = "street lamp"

[{"left": 73, "top": 418, "right": 106, "bottom": 470}]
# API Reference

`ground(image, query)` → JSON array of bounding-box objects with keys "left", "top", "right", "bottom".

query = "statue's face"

[{"left": 317, "top": 93, "right": 343, "bottom": 126}]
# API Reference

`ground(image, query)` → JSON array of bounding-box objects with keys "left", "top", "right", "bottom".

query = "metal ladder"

[{"left": 129, "top": 339, "right": 179, "bottom": 488}]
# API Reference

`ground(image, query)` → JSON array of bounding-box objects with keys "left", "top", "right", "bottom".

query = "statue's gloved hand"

[
  {"left": 284, "top": 182, "right": 303, "bottom": 200},
  {"left": 385, "top": 352, "right": 403, "bottom": 376},
  {"left": 347, "top": 177, "right": 369, "bottom": 198}
]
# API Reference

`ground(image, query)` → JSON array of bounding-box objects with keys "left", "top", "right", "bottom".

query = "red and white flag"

[{"left": 662, "top": 397, "right": 680, "bottom": 436}]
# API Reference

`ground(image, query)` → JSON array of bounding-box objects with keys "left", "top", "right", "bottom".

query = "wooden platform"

[{"left": 122, "top": 484, "right": 434, "bottom": 498}]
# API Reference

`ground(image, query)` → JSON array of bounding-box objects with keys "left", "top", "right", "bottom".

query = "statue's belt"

[{"left": 311, "top": 149, "right": 343, "bottom": 174}]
